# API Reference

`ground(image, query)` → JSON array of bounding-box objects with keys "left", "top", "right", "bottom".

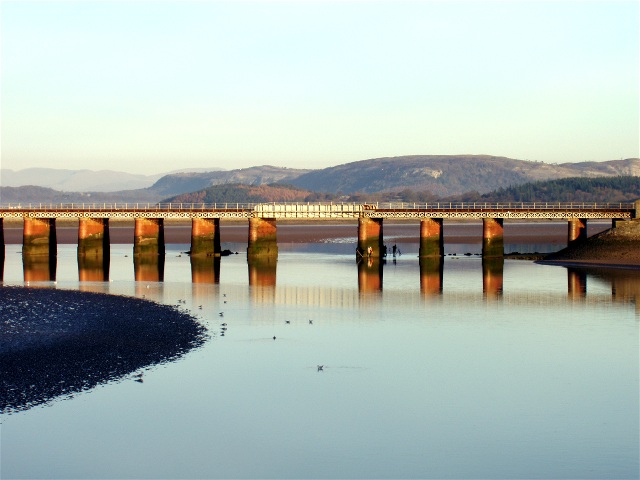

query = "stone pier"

[
  {"left": 357, "top": 217, "right": 383, "bottom": 258},
  {"left": 0, "top": 218, "right": 4, "bottom": 262},
  {"left": 23, "top": 218, "right": 57, "bottom": 257},
  {"left": 247, "top": 217, "right": 278, "bottom": 257},
  {"left": 134, "top": 218, "right": 165, "bottom": 256},
  {"left": 419, "top": 218, "right": 444, "bottom": 257},
  {"left": 567, "top": 218, "right": 587, "bottom": 247},
  {"left": 191, "top": 218, "right": 221, "bottom": 256},
  {"left": 78, "top": 218, "right": 110, "bottom": 260},
  {"left": 482, "top": 218, "right": 504, "bottom": 258}
]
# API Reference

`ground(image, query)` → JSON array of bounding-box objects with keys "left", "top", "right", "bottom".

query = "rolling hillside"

[{"left": 1, "top": 156, "right": 637, "bottom": 204}]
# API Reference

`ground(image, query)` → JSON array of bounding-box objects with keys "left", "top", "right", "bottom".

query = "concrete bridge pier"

[
  {"left": 419, "top": 257, "right": 443, "bottom": 295},
  {"left": 567, "top": 218, "right": 588, "bottom": 247},
  {"left": 419, "top": 218, "right": 444, "bottom": 257},
  {"left": 23, "top": 218, "right": 57, "bottom": 257},
  {"left": 134, "top": 218, "right": 165, "bottom": 257},
  {"left": 191, "top": 218, "right": 221, "bottom": 256},
  {"left": 357, "top": 217, "right": 383, "bottom": 258},
  {"left": 482, "top": 218, "right": 504, "bottom": 257},
  {"left": 247, "top": 217, "right": 278, "bottom": 257},
  {"left": 78, "top": 218, "right": 111, "bottom": 272},
  {"left": 0, "top": 218, "right": 4, "bottom": 262}
]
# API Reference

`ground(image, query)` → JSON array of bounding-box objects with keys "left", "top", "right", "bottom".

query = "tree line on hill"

[{"left": 163, "top": 176, "right": 639, "bottom": 205}]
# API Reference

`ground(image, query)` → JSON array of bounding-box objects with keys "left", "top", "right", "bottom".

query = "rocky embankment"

[{"left": 541, "top": 219, "right": 640, "bottom": 268}]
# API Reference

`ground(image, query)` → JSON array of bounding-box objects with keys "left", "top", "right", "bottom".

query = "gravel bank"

[
  {"left": 540, "top": 220, "right": 640, "bottom": 269},
  {"left": 0, "top": 286, "right": 208, "bottom": 414}
]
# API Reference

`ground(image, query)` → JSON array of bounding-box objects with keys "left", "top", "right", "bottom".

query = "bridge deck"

[{"left": 0, "top": 201, "right": 635, "bottom": 220}]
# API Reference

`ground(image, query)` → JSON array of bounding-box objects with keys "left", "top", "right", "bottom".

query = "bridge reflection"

[{"left": 12, "top": 254, "right": 639, "bottom": 311}]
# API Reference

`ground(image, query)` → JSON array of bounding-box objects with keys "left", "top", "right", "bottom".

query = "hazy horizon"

[{"left": 2, "top": 1, "right": 638, "bottom": 175}]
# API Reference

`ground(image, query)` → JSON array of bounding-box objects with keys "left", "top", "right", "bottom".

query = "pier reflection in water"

[
  {"left": 78, "top": 253, "right": 110, "bottom": 282},
  {"left": 13, "top": 248, "right": 640, "bottom": 309},
  {"left": 2, "top": 244, "right": 638, "bottom": 480}
]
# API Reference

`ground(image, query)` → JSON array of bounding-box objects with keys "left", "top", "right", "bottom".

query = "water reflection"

[
  {"left": 248, "top": 256, "right": 277, "bottom": 303},
  {"left": 78, "top": 254, "right": 110, "bottom": 282},
  {"left": 0, "top": 286, "right": 207, "bottom": 414},
  {"left": 419, "top": 257, "right": 444, "bottom": 295},
  {"left": 482, "top": 257, "right": 504, "bottom": 299},
  {"left": 357, "top": 257, "right": 383, "bottom": 292},
  {"left": 134, "top": 255, "right": 165, "bottom": 282},
  {"left": 567, "top": 266, "right": 640, "bottom": 311},
  {"left": 248, "top": 256, "right": 277, "bottom": 287},
  {"left": 190, "top": 256, "right": 220, "bottom": 284},
  {"left": 567, "top": 268, "right": 587, "bottom": 299},
  {"left": 23, "top": 255, "right": 57, "bottom": 282}
]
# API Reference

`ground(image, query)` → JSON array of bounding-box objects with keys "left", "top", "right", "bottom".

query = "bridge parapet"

[{"left": 0, "top": 201, "right": 633, "bottom": 220}]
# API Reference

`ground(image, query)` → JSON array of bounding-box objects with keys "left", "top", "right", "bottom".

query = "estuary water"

[{"left": 0, "top": 237, "right": 638, "bottom": 479}]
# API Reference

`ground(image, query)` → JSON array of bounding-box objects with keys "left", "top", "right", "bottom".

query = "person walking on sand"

[
  {"left": 367, "top": 246, "right": 373, "bottom": 257},
  {"left": 392, "top": 244, "right": 397, "bottom": 257}
]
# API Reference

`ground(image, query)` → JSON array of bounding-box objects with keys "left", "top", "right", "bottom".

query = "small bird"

[
  {"left": 309, "top": 319, "right": 313, "bottom": 325},
  {"left": 273, "top": 336, "right": 276, "bottom": 340},
  {"left": 219, "top": 312, "right": 224, "bottom": 317},
  {"left": 198, "top": 305, "right": 202, "bottom": 309},
  {"left": 220, "top": 323, "right": 227, "bottom": 326},
  {"left": 285, "top": 320, "right": 290, "bottom": 324},
  {"left": 317, "top": 365, "right": 324, "bottom": 372}
]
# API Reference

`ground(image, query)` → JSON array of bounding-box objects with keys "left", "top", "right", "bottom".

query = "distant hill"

[
  {"left": 161, "top": 176, "right": 640, "bottom": 205},
  {"left": 1, "top": 156, "right": 637, "bottom": 204},
  {"left": 150, "top": 165, "right": 310, "bottom": 197},
  {"left": 163, "top": 183, "right": 311, "bottom": 204},
  {"left": 0, "top": 167, "right": 225, "bottom": 192},
  {"left": 287, "top": 155, "right": 640, "bottom": 196}
]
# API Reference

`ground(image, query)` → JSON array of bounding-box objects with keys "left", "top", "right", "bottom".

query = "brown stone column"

[
  {"left": 357, "top": 217, "right": 383, "bottom": 258},
  {"left": 419, "top": 218, "right": 444, "bottom": 257},
  {"left": 23, "top": 218, "right": 57, "bottom": 257},
  {"left": 247, "top": 217, "right": 278, "bottom": 257},
  {"left": 0, "top": 218, "right": 4, "bottom": 262},
  {"left": 134, "top": 218, "right": 165, "bottom": 257},
  {"left": 191, "top": 218, "right": 221, "bottom": 256},
  {"left": 419, "top": 257, "right": 443, "bottom": 295},
  {"left": 78, "top": 218, "right": 109, "bottom": 257},
  {"left": 567, "top": 218, "right": 587, "bottom": 247},
  {"left": 482, "top": 218, "right": 504, "bottom": 258},
  {"left": 482, "top": 257, "right": 504, "bottom": 299}
]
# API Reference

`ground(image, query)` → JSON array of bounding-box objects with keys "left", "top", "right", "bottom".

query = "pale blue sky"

[{"left": 1, "top": 0, "right": 638, "bottom": 175}]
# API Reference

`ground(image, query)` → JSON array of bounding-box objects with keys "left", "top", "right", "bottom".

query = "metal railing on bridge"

[{"left": 0, "top": 201, "right": 634, "bottom": 211}]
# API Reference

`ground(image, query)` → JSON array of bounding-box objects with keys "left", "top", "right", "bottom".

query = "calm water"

[{"left": 1, "top": 241, "right": 638, "bottom": 479}]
